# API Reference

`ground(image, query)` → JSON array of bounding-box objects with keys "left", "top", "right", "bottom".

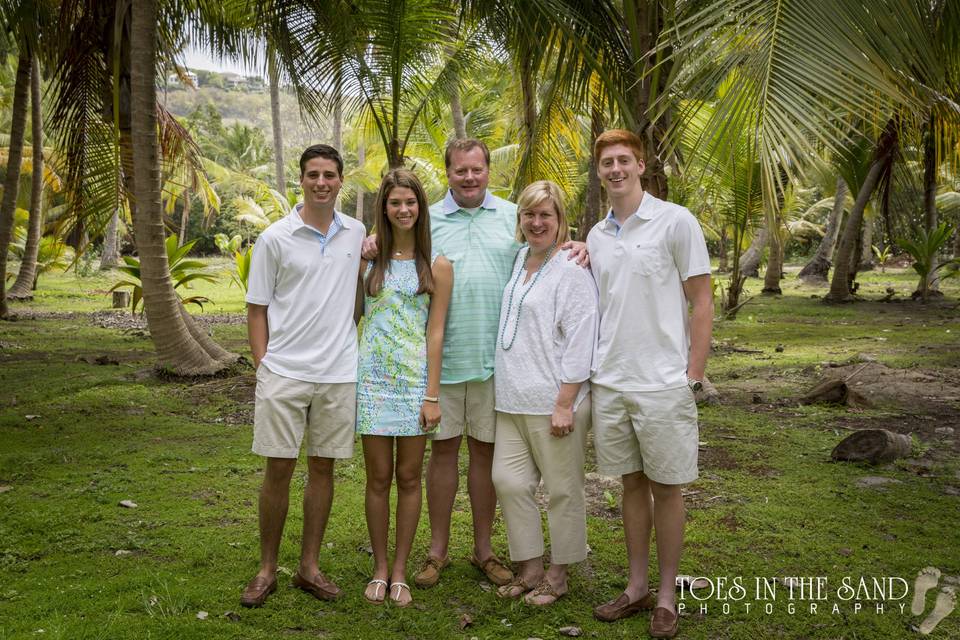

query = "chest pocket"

[{"left": 630, "top": 241, "right": 666, "bottom": 276}]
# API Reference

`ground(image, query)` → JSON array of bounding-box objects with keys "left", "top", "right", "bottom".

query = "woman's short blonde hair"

[{"left": 514, "top": 180, "right": 570, "bottom": 245}]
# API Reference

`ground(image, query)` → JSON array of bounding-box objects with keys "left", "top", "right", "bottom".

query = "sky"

[{"left": 179, "top": 43, "right": 264, "bottom": 78}]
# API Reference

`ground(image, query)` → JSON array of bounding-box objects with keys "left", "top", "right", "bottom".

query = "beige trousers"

[{"left": 491, "top": 400, "right": 590, "bottom": 564}]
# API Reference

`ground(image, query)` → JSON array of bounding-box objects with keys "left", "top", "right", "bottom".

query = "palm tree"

[
  {"left": 826, "top": 120, "right": 899, "bottom": 301},
  {"left": 0, "top": 47, "right": 30, "bottom": 317},
  {"left": 44, "top": 0, "right": 244, "bottom": 372},
  {"left": 662, "top": 0, "right": 958, "bottom": 304},
  {"left": 6, "top": 50, "right": 41, "bottom": 298},
  {"left": 129, "top": 0, "right": 236, "bottom": 374},
  {"left": 267, "top": 47, "right": 285, "bottom": 194},
  {"left": 798, "top": 179, "right": 847, "bottom": 285}
]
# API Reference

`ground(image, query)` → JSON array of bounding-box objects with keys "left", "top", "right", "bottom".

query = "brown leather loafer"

[
  {"left": 469, "top": 553, "right": 513, "bottom": 586},
  {"left": 413, "top": 555, "right": 450, "bottom": 588},
  {"left": 292, "top": 570, "right": 342, "bottom": 601},
  {"left": 240, "top": 574, "right": 277, "bottom": 608},
  {"left": 593, "top": 590, "right": 656, "bottom": 622},
  {"left": 649, "top": 606, "right": 679, "bottom": 638}
]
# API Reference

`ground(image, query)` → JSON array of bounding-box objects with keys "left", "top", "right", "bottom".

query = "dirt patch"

[
  {"left": 13, "top": 309, "right": 246, "bottom": 329},
  {"left": 813, "top": 362, "right": 959, "bottom": 411},
  {"left": 700, "top": 445, "right": 740, "bottom": 471},
  {"left": 718, "top": 512, "right": 740, "bottom": 532},
  {"left": 180, "top": 373, "right": 257, "bottom": 425}
]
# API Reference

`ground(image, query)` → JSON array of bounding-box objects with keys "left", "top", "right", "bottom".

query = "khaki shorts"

[
  {"left": 432, "top": 377, "right": 496, "bottom": 443},
  {"left": 591, "top": 384, "right": 699, "bottom": 484},
  {"left": 252, "top": 365, "right": 356, "bottom": 459}
]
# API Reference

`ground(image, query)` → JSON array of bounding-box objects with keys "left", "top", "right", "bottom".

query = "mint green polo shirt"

[{"left": 430, "top": 190, "right": 520, "bottom": 384}]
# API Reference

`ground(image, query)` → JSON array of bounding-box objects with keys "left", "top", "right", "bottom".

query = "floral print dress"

[{"left": 356, "top": 256, "right": 434, "bottom": 436}]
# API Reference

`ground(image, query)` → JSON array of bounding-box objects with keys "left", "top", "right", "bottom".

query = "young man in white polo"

[
  {"left": 587, "top": 129, "right": 712, "bottom": 639},
  {"left": 240, "top": 144, "right": 364, "bottom": 608}
]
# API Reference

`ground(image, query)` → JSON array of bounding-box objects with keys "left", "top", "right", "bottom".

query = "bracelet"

[{"left": 423, "top": 396, "right": 439, "bottom": 403}]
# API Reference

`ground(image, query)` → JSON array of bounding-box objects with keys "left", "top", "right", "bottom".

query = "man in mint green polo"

[{"left": 412, "top": 139, "right": 518, "bottom": 588}]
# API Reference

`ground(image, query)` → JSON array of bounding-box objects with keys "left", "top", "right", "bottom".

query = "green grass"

[{"left": 1, "top": 262, "right": 958, "bottom": 639}]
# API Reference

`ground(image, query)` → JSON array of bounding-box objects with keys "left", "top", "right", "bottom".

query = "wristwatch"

[{"left": 687, "top": 378, "right": 703, "bottom": 393}]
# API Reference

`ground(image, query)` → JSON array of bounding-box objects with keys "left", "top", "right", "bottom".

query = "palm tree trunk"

[
  {"left": 717, "top": 226, "right": 729, "bottom": 272},
  {"left": 513, "top": 45, "right": 538, "bottom": 195},
  {"left": 100, "top": 210, "right": 121, "bottom": 269},
  {"left": 858, "top": 217, "right": 874, "bottom": 271},
  {"left": 576, "top": 101, "right": 604, "bottom": 240},
  {"left": 268, "top": 51, "right": 286, "bottom": 194},
  {"left": 9, "top": 53, "right": 44, "bottom": 299},
  {"left": 450, "top": 79, "right": 466, "bottom": 140},
  {"left": 920, "top": 117, "right": 940, "bottom": 294},
  {"left": 129, "top": 0, "right": 235, "bottom": 374},
  {"left": 332, "top": 94, "right": 342, "bottom": 151},
  {"left": 762, "top": 221, "right": 783, "bottom": 294},
  {"left": 356, "top": 140, "right": 367, "bottom": 225},
  {"left": 0, "top": 50, "right": 32, "bottom": 318},
  {"left": 826, "top": 142, "right": 892, "bottom": 301},
  {"left": 739, "top": 227, "right": 767, "bottom": 278},
  {"left": 799, "top": 177, "right": 846, "bottom": 284},
  {"left": 623, "top": 0, "right": 669, "bottom": 199}
]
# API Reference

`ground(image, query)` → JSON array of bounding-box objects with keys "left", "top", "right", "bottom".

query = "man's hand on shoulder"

[
  {"left": 561, "top": 240, "right": 590, "bottom": 268},
  {"left": 361, "top": 234, "right": 378, "bottom": 260}
]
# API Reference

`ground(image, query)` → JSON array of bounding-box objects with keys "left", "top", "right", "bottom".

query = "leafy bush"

[
  {"left": 898, "top": 222, "right": 956, "bottom": 301},
  {"left": 109, "top": 236, "right": 217, "bottom": 314}
]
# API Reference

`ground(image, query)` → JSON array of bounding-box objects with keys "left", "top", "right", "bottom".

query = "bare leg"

[
  {"left": 425, "top": 435, "right": 461, "bottom": 560},
  {"left": 362, "top": 435, "right": 394, "bottom": 598},
  {"left": 621, "top": 470, "right": 653, "bottom": 601},
  {"left": 466, "top": 436, "right": 497, "bottom": 560},
  {"left": 256, "top": 457, "right": 298, "bottom": 579},
  {"left": 650, "top": 480, "right": 685, "bottom": 613},
  {"left": 391, "top": 436, "right": 427, "bottom": 605},
  {"left": 299, "top": 456, "right": 335, "bottom": 578}
]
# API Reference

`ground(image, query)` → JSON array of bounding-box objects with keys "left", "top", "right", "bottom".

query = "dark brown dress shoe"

[
  {"left": 292, "top": 570, "right": 342, "bottom": 601},
  {"left": 240, "top": 575, "right": 277, "bottom": 608},
  {"left": 593, "top": 590, "right": 656, "bottom": 622},
  {"left": 649, "top": 606, "right": 679, "bottom": 638}
]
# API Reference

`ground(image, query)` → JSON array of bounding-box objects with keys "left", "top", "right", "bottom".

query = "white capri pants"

[{"left": 491, "top": 399, "right": 590, "bottom": 564}]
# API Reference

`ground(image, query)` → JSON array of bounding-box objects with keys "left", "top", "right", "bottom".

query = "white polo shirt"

[
  {"left": 586, "top": 192, "right": 711, "bottom": 392},
  {"left": 245, "top": 205, "right": 364, "bottom": 383}
]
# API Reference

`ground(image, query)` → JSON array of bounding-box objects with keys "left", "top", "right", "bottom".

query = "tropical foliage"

[
  {"left": 108, "top": 235, "right": 215, "bottom": 314},
  {"left": 0, "top": 0, "right": 958, "bottom": 372}
]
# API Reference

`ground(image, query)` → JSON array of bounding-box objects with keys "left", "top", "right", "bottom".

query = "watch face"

[{"left": 690, "top": 381, "right": 703, "bottom": 392}]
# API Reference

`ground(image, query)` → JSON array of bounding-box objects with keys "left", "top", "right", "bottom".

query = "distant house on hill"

[
  {"left": 166, "top": 70, "right": 199, "bottom": 89},
  {"left": 224, "top": 73, "right": 248, "bottom": 91}
]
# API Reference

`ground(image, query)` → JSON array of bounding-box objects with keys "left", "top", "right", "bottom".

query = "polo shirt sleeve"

[
  {"left": 670, "top": 210, "right": 712, "bottom": 281},
  {"left": 555, "top": 263, "right": 599, "bottom": 384},
  {"left": 245, "top": 233, "right": 278, "bottom": 306}
]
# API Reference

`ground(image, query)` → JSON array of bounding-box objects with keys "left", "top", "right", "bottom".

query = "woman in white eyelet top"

[{"left": 491, "top": 180, "right": 599, "bottom": 605}]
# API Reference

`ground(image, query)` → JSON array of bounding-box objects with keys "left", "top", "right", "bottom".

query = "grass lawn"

[{"left": 1, "top": 262, "right": 958, "bottom": 639}]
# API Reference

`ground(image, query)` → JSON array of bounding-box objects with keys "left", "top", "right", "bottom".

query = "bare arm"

[
  {"left": 247, "top": 303, "right": 269, "bottom": 369},
  {"left": 354, "top": 259, "right": 367, "bottom": 326},
  {"left": 551, "top": 382, "right": 582, "bottom": 438},
  {"left": 421, "top": 256, "right": 454, "bottom": 430},
  {"left": 682, "top": 273, "right": 713, "bottom": 381}
]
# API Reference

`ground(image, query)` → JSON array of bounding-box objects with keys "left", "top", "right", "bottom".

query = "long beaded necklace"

[{"left": 498, "top": 244, "right": 556, "bottom": 351}]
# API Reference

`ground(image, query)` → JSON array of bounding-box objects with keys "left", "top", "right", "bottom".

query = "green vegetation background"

[{"left": 0, "top": 266, "right": 958, "bottom": 639}]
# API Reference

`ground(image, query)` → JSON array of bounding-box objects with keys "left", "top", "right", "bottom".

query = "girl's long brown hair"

[{"left": 365, "top": 169, "right": 435, "bottom": 297}]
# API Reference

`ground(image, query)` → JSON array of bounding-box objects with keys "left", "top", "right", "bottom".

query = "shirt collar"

[
  {"left": 601, "top": 191, "right": 661, "bottom": 232},
  {"left": 288, "top": 203, "right": 356, "bottom": 233},
  {"left": 440, "top": 189, "right": 497, "bottom": 215}
]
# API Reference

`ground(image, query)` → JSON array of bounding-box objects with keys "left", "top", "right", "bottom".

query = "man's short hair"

[
  {"left": 515, "top": 180, "right": 571, "bottom": 245},
  {"left": 300, "top": 144, "right": 343, "bottom": 178},
  {"left": 594, "top": 129, "right": 645, "bottom": 164},
  {"left": 444, "top": 138, "right": 490, "bottom": 169}
]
